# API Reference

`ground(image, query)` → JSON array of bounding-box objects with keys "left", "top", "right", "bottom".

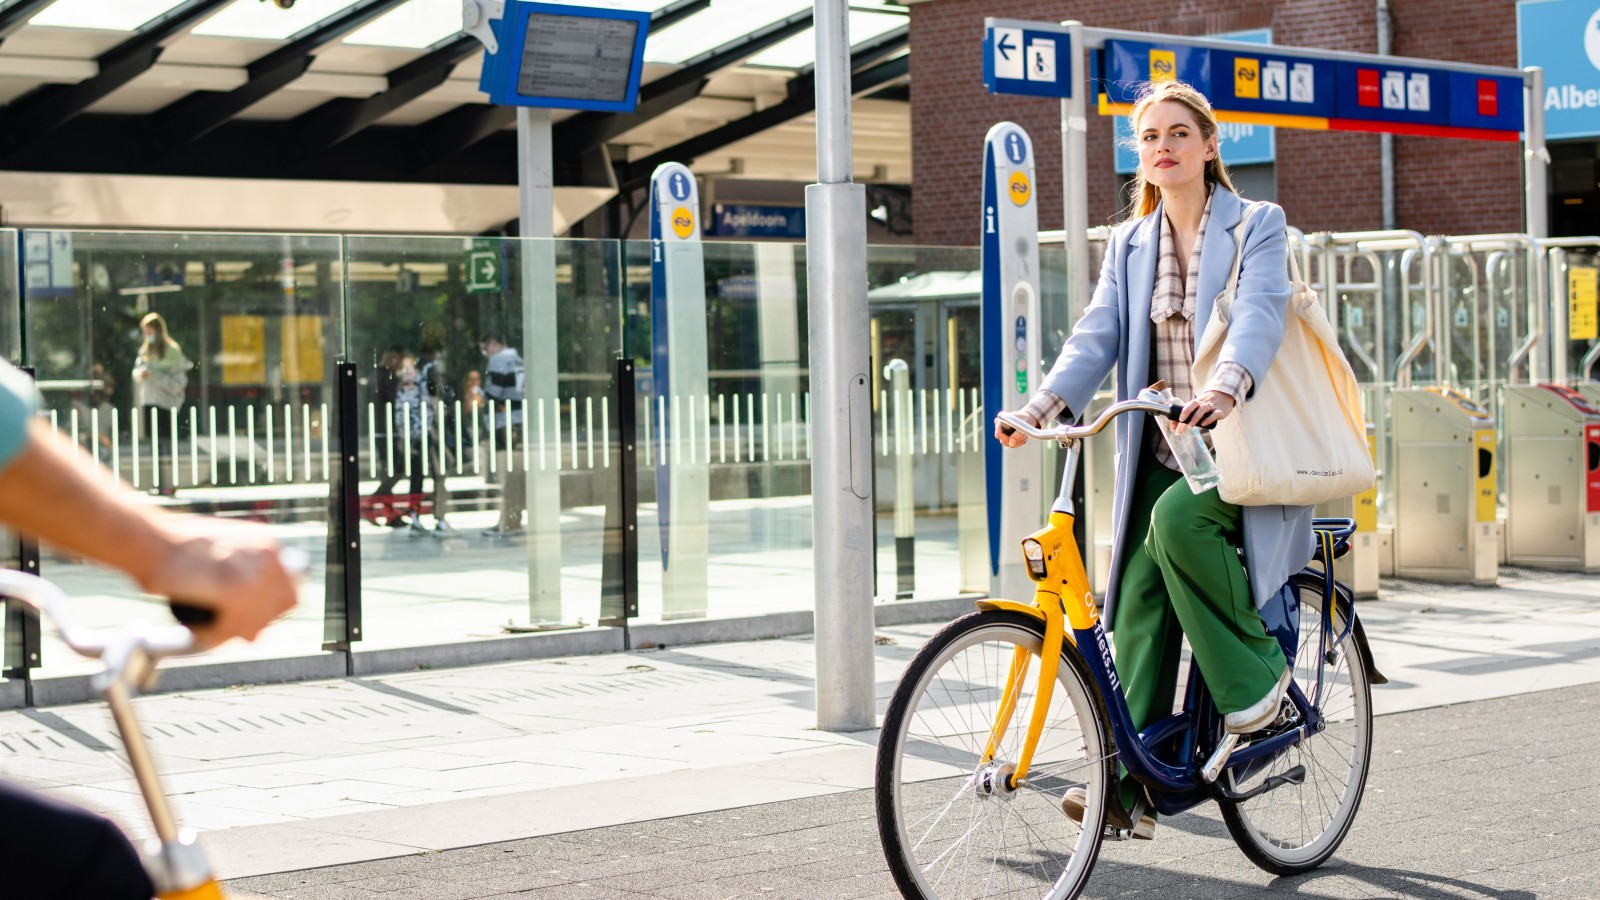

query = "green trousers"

[{"left": 1112, "top": 448, "right": 1288, "bottom": 735}]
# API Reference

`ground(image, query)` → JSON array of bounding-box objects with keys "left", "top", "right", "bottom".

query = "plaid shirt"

[{"left": 1020, "top": 188, "right": 1252, "bottom": 470}]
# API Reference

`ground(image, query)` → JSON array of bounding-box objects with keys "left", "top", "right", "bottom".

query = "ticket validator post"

[
  {"left": 648, "top": 163, "right": 710, "bottom": 619},
  {"left": 981, "top": 122, "right": 1043, "bottom": 604}
]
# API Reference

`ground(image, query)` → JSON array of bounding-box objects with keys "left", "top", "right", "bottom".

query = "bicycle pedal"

[{"left": 1103, "top": 826, "right": 1134, "bottom": 842}]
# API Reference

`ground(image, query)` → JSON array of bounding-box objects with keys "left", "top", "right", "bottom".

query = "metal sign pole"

[
  {"left": 1523, "top": 66, "right": 1551, "bottom": 383},
  {"left": 1062, "top": 21, "right": 1090, "bottom": 326},
  {"left": 518, "top": 106, "right": 564, "bottom": 623},
  {"left": 808, "top": 0, "right": 875, "bottom": 732}
]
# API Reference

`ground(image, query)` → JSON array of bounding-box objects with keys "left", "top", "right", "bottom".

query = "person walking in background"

[
  {"left": 479, "top": 332, "right": 525, "bottom": 537},
  {"left": 462, "top": 369, "right": 484, "bottom": 475},
  {"left": 370, "top": 345, "right": 408, "bottom": 526},
  {"left": 132, "top": 312, "right": 190, "bottom": 496},
  {"left": 414, "top": 325, "right": 454, "bottom": 533}
]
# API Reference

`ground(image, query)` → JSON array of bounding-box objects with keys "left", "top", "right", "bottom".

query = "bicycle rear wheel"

[
  {"left": 876, "top": 609, "right": 1114, "bottom": 900},
  {"left": 1220, "top": 577, "right": 1373, "bottom": 875}
]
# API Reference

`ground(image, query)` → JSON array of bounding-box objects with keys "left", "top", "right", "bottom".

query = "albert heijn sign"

[
  {"left": 1096, "top": 37, "right": 1524, "bottom": 141},
  {"left": 1519, "top": 0, "right": 1600, "bottom": 139}
]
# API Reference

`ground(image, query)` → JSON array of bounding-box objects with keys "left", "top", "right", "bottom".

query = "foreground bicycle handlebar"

[
  {"left": 0, "top": 548, "right": 306, "bottom": 900},
  {"left": 994, "top": 394, "right": 1184, "bottom": 446}
]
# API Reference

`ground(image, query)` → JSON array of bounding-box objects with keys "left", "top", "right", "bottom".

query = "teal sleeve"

[{"left": 0, "top": 360, "right": 39, "bottom": 472}]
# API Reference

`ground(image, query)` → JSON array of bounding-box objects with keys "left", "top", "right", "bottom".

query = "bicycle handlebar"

[{"left": 994, "top": 394, "right": 1183, "bottom": 444}]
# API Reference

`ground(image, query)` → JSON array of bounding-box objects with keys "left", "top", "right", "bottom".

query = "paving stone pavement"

[{"left": 227, "top": 681, "right": 1600, "bottom": 900}]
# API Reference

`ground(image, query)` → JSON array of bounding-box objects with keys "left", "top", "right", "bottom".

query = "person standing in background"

[
  {"left": 479, "top": 332, "right": 525, "bottom": 537},
  {"left": 132, "top": 312, "right": 190, "bottom": 496},
  {"left": 414, "top": 325, "right": 453, "bottom": 533},
  {"left": 369, "top": 346, "right": 407, "bottom": 526}
]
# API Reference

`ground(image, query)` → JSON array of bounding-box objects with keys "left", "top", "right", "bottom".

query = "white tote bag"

[{"left": 1192, "top": 205, "right": 1376, "bottom": 506}]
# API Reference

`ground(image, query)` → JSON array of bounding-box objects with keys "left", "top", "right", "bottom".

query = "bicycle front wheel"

[
  {"left": 1220, "top": 577, "right": 1374, "bottom": 875},
  {"left": 875, "top": 610, "right": 1114, "bottom": 900}
]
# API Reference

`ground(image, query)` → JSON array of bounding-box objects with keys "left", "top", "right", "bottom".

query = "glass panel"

[
  {"left": 0, "top": 229, "right": 19, "bottom": 362},
  {"left": 28, "top": 0, "right": 189, "bottom": 32},
  {"left": 745, "top": 11, "right": 907, "bottom": 69},
  {"left": 624, "top": 239, "right": 813, "bottom": 621},
  {"left": 642, "top": 0, "right": 809, "bottom": 65},
  {"left": 20, "top": 230, "right": 343, "bottom": 675},
  {"left": 866, "top": 245, "right": 986, "bottom": 602},
  {"left": 193, "top": 0, "right": 363, "bottom": 41},
  {"left": 343, "top": 0, "right": 461, "bottom": 49},
  {"left": 342, "top": 235, "right": 622, "bottom": 645}
]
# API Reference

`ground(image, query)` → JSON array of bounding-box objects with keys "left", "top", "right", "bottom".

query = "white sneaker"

[{"left": 1224, "top": 668, "right": 1292, "bottom": 734}]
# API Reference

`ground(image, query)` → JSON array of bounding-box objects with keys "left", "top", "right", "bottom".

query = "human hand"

[
  {"left": 994, "top": 411, "right": 1039, "bottom": 449},
  {"left": 1177, "top": 390, "right": 1235, "bottom": 431},
  {"left": 137, "top": 519, "right": 300, "bottom": 651}
]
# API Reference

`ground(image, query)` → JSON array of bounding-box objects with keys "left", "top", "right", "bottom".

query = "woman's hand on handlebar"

[
  {"left": 994, "top": 410, "right": 1039, "bottom": 449},
  {"left": 1176, "top": 390, "right": 1235, "bottom": 432},
  {"left": 139, "top": 520, "right": 299, "bottom": 651}
]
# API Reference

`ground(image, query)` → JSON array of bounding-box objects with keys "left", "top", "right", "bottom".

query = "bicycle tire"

[
  {"left": 1219, "top": 576, "right": 1374, "bottom": 876},
  {"left": 876, "top": 609, "right": 1115, "bottom": 900}
]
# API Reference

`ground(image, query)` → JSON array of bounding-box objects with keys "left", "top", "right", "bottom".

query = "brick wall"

[{"left": 908, "top": 0, "right": 1524, "bottom": 244}]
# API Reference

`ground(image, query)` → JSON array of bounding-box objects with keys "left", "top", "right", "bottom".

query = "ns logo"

[
  {"left": 1237, "top": 65, "right": 1256, "bottom": 83},
  {"left": 1007, "top": 171, "right": 1031, "bottom": 207},
  {"left": 1151, "top": 58, "right": 1174, "bottom": 78},
  {"left": 670, "top": 206, "right": 695, "bottom": 239}
]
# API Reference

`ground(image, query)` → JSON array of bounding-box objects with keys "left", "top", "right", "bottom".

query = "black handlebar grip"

[
  {"left": 1167, "top": 403, "right": 1184, "bottom": 421},
  {"left": 169, "top": 602, "right": 217, "bottom": 628}
]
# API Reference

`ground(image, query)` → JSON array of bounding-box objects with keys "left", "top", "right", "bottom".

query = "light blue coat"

[{"left": 1039, "top": 187, "right": 1314, "bottom": 627}]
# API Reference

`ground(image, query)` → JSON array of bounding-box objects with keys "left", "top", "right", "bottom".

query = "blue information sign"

[
  {"left": 1332, "top": 61, "right": 1451, "bottom": 126},
  {"left": 984, "top": 18, "right": 1073, "bottom": 98},
  {"left": 1097, "top": 33, "right": 1522, "bottom": 138},
  {"left": 1114, "top": 30, "right": 1278, "bottom": 172},
  {"left": 709, "top": 204, "right": 806, "bottom": 239},
  {"left": 1102, "top": 40, "right": 1212, "bottom": 104},
  {"left": 478, "top": 2, "right": 650, "bottom": 112},
  {"left": 1518, "top": 0, "right": 1600, "bottom": 139}
]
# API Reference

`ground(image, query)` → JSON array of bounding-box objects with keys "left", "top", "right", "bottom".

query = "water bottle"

[{"left": 1141, "top": 387, "right": 1221, "bottom": 494}]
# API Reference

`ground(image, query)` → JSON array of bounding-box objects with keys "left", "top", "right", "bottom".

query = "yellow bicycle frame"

[
  {"left": 975, "top": 511, "right": 1103, "bottom": 787},
  {"left": 160, "top": 882, "right": 226, "bottom": 900}
]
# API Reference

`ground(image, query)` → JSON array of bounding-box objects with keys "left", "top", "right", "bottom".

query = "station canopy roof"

[{"left": 0, "top": 0, "right": 910, "bottom": 233}]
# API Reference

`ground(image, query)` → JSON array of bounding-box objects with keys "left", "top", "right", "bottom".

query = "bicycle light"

[{"left": 1021, "top": 538, "right": 1046, "bottom": 580}]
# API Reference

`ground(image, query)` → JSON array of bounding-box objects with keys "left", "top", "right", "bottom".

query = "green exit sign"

[{"left": 466, "top": 239, "right": 502, "bottom": 295}]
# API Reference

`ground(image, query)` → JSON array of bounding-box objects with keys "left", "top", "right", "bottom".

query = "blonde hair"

[
  {"left": 139, "top": 312, "right": 181, "bottom": 360},
  {"left": 1121, "top": 80, "right": 1238, "bottom": 220}
]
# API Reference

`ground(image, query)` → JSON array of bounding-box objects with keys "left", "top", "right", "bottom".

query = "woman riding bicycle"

[{"left": 996, "top": 80, "right": 1314, "bottom": 839}]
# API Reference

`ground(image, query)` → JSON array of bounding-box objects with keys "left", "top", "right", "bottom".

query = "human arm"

[{"left": 1213, "top": 204, "right": 1291, "bottom": 402}]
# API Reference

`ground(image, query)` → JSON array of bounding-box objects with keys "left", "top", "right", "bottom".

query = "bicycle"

[
  {"left": 0, "top": 563, "right": 300, "bottom": 900},
  {"left": 874, "top": 391, "right": 1385, "bottom": 899}
]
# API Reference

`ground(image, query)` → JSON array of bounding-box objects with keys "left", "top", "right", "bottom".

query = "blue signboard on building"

[
  {"left": 1114, "top": 30, "right": 1278, "bottom": 173},
  {"left": 984, "top": 18, "right": 1073, "bottom": 98},
  {"left": 709, "top": 204, "right": 806, "bottom": 239},
  {"left": 1518, "top": 0, "right": 1600, "bottom": 139}
]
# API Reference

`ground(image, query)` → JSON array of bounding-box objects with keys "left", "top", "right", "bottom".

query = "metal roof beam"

[
  {"left": 289, "top": 35, "right": 480, "bottom": 156},
  {"left": 553, "top": 7, "right": 814, "bottom": 155},
  {"left": 153, "top": 0, "right": 413, "bottom": 148},
  {"left": 0, "top": 0, "right": 58, "bottom": 43},
  {"left": 0, "top": 0, "right": 234, "bottom": 156},
  {"left": 649, "top": 0, "right": 712, "bottom": 33},
  {"left": 617, "top": 47, "right": 907, "bottom": 191}
]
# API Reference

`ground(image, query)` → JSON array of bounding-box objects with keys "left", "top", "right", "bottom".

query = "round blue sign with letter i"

[
  {"left": 669, "top": 171, "right": 692, "bottom": 201},
  {"left": 1005, "top": 130, "right": 1027, "bottom": 164}
]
